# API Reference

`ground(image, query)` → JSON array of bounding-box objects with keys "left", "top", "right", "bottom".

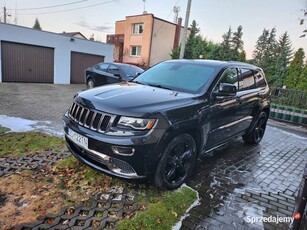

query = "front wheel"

[
  {"left": 154, "top": 134, "right": 197, "bottom": 190},
  {"left": 242, "top": 111, "right": 268, "bottom": 144}
]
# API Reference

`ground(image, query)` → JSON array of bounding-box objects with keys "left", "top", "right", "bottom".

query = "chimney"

[{"left": 173, "top": 17, "right": 182, "bottom": 49}]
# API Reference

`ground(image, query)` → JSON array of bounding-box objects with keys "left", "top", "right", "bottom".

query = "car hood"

[{"left": 75, "top": 83, "right": 196, "bottom": 117}]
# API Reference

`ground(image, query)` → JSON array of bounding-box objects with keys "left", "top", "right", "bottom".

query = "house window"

[
  {"left": 132, "top": 23, "right": 144, "bottom": 34},
  {"left": 130, "top": 46, "right": 142, "bottom": 56}
]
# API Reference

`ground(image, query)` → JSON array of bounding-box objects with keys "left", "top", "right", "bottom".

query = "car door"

[
  {"left": 106, "top": 65, "right": 123, "bottom": 84},
  {"left": 93, "top": 63, "right": 109, "bottom": 86},
  {"left": 234, "top": 68, "right": 259, "bottom": 133},
  {"left": 205, "top": 67, "right": 241, "bottom": 148}
]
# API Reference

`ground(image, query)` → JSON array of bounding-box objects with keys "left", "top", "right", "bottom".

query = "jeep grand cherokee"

[{"left": 63, "top": 60, "right": 270, "bottom": 190}]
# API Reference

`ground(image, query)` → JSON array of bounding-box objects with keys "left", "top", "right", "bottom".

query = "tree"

[
  {"left": 231, "top": 25, "right": 244, "bottom": 60},
  {"left": 219, "top": 27, "right": 232, "bottom": 60},
  {"left": 33, "top": 18, "right": 42, "bottom": 30},
  {"left": 285, "top": 48, "right": 305, "bottom": 90},
  {"left": 253, "top": 28, "right": 278, "bottom": 83},
  {"left": 298, "top": 64, "right": 307, "bottom": 91},
  {"left": 184, "top": 20, "right": 201, "bottom": 59},
  {"left": 170, "top": 46, "right": 180, "bottom": 59},
  {"left": 273, "top": 32, "right": 293, "bottom": 87}
]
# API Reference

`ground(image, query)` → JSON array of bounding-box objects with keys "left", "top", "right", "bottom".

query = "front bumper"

[{"left": 63, "top": 114, "right": 163, "bottom": 179}]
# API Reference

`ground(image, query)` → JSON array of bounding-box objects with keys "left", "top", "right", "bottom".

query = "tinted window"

[
  {"left": 134, "top": 62, "right": 217, "bottom": 93},
  {"left": 254, "top": 69, "right": 267, "bottom": 87},
  {"left": 214, "top": 68, "right": 238, "bottom": 92},
  {"left": 120, "top": 65, "right": 144, "bottom": 78},
  {"left": 108, "top": 65, "right": 120, "bottom": 76},
  {"left": 95, "top": 63, "right": 109, "bottom": 71},
  {"left": 238, "top": 68, "right": 255, "bottom": 91}
]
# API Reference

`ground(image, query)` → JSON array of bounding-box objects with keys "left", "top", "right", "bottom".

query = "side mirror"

[
  {"left": 213, "top": 83, "right": 237, "bottom": 97},
  {"left": 113, "top": 73, "right": 121, "bottom": 78}
]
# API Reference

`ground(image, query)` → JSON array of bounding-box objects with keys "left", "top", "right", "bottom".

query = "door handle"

[{"left": 236, "top": 97, "right": 242, "bottom": 102}]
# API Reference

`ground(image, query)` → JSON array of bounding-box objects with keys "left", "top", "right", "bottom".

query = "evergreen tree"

[
  {"left": 184, "top": 20, "right": 201, "bottom": 59},
  {"left": 274, "top": 32, "right": 293, "bottom": 87},
  {"left": 253, "top": 28, "right": 278, "bottom": 83},
  {"left": 170, "top": 46, "right": 180, "bottom": 59},
  {"left": 238, "top": 50, "right": 246, "bottom": 62},
  {"left": 33, "top": 18, "right": 42, "bottom": 30},
  {"left": 204, "top": 41, "right": 222, "bottom": 60},
  {"left": 231, "top": 25, "right": 244, "bottom": 60},
  {"left": 219, "top": 27, "right": 232, "bottom": 60},
  {"left": 285, "top": 48, "right": 305, "bottom": 89},
  {"left": 298, "top": 64, "right": 307, "bottom": 91}
]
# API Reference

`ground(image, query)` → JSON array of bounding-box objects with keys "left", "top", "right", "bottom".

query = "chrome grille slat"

[
  {"left": 74, "top": 106, "right": 80, "bottom": 122},
  {"left": 70, "top": 103, "right": 77, "bottom": 118},
  {"left": 68, "top": 103, "right": 112, "bottom": 133},
  {"left": 97, "top": 114, "right": 105, "bottom": 132},
  {"left": 90, "top": 112, "right": 97, "bottom": 130},
  {"left": 78, "top": 108, "right": 85, "bottom": 124},
  {"left": 83, "top": 110, "right": 90, "bottom": 128}
]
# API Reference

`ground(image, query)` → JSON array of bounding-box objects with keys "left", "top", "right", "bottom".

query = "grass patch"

[
  {"left": 0, "top": 125, "right": 10, "bottom": 134},
  {"left": 0, "top": 131, "right": 65, "bottom": 157},
  {"left": 116, "top": 186, "right": 197, "bottom": 230}
]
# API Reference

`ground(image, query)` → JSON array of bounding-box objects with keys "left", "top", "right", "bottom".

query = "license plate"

[{"left": 67, "top": 128, "right": 88, "bottom": 149}]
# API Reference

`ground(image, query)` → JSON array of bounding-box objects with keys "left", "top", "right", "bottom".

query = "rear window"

[
  {"left": 254, "top": 69, "right": 267, "bottom": 87},
  {"left": 238, "top": 68, "right": 256, "bottom": 91},
  {"left": 134, "top": 62, "right": 217, "bottom": 93}
]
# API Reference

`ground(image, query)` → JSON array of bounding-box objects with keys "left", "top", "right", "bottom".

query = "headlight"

[{"left": 117, "top": 116, "right": 157, "bottom": 130}]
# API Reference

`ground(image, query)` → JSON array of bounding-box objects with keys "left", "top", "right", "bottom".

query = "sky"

[{"left": 1, "top": 0, "right": 307, "bottom": 59}]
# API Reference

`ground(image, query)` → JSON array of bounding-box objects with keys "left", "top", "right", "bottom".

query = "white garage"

[{"left": 0, "top": 23, "right": 113, "bottom": 84}]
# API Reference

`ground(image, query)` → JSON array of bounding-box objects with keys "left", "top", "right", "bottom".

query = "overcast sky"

[{"left": 1, "top": 0, "right": 307, "bottom": 59}]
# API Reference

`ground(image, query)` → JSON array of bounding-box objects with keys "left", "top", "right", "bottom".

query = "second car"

[{"left": 85, "top": 62, "right": 144, "bottom": 89}]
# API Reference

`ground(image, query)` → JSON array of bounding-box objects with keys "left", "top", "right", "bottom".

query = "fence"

[{"left": 270, "top": 88, "right": 307, "bottom": 125}]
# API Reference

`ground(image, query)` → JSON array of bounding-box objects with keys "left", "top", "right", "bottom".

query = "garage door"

[
  {"left": 70, "top": 51, "right": 104, "bottom": 84},
  {"left": 1, "top": 41, "right": 54, "bottom": 83}
]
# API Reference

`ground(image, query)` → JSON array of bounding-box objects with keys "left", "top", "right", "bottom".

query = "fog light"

[{"left": 111, "top": 146, "right": 135, "bottom": 156}]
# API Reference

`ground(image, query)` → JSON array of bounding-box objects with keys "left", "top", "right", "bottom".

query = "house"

[
  {"left": 0, "top": 23, "right": 113, "bottom": 84},
  {"left": 106, "top": 13, "right": 184, "bottom": 68},
  {"left": 59, "top": 31, "right": 88, "bottom": 40}
]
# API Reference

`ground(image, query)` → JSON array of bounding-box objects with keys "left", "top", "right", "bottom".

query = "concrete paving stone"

[{"left": 277, "top": 207, "right": 294, "bottom": 216}]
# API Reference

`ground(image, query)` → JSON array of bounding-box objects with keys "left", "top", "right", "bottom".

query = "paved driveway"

[
  {"left": 0, "top": 83, "right": 85, "bottom": 133},
  {"left": 0, "top": 82, "right": 306, "bottom": 229}
]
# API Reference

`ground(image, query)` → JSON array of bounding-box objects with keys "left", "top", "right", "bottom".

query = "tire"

[
  {"left": 154, "top": 134, "right": 197, "bottom": 190},
  {"left": 87, "top": 78, "right": 95, "bottom": 89},
  {"left": 242, "top": 111, "right": 268, "bottom": 145}
]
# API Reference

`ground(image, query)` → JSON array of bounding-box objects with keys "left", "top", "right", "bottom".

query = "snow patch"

[
  {"left": 0, "top": 115, "right": 63, "bottom": 137},
  {"left": 172, "top": 184, "right": 200, "bottom": 230}
]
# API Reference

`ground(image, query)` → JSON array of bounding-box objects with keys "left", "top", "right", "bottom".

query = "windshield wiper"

[
  {"left": 147, "top": 83, "right": 174, "bottom": 91},
  {"left": 133, "top": 80, "right": 149, "bottom": 86}
]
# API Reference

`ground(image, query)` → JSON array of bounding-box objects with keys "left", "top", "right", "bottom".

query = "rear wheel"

[
  {"left": 87, "top": 78, "right": 95, "bottom": 89},
  {"left": 154, "top": 134, "right": 197, "bottom": 190},
  {"left": 242, "top": 111, "right": 268, "bottom": 144}
]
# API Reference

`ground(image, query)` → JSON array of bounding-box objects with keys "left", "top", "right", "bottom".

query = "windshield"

[
  {"left": 133, "top": 61, "right": 217, "bottom": 93},
  {"left": 121, "top": 65, "right": 144, "bottom": 78}
]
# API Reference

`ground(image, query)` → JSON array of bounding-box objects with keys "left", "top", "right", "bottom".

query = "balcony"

[{"left": 106, "top": 34, "right": 124, "bottom": 44}]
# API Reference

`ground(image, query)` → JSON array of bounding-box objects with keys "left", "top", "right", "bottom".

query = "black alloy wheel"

[
  {"left": 243, "top": 111, "right": 268, "bottom": 144},
  {"left": 154, "top": 134, "right": 197, "bottom": 190}
]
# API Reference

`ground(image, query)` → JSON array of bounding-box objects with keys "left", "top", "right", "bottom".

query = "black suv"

[{"left": 63, "top": 60, "right": 270, "bottom": 189}]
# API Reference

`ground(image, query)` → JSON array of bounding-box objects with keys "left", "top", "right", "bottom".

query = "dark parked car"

[
  {"left": 63, "top": 60, "right": 270, "bottom": 189},
  {"left": 85, "top": 62, "right": 144, "bottom": 88}
]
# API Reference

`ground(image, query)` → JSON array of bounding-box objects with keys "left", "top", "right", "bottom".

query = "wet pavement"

[
  {"left": 0, "top": 83, "right": 307, "bottom": 229},
  {"left": 183, "top": 125, "right": 307, "bottom": 230}
]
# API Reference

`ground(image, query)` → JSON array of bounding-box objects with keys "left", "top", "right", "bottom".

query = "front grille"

[{"left": 68, "top": 102, "right": 112, "bottom": 132}]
